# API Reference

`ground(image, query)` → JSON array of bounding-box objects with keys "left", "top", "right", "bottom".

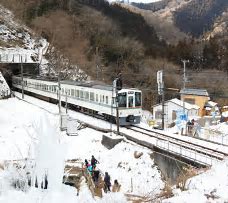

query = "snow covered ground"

[
  {"left": 163, "top": 158, "right": 228, "bottom": 203},
  {"left": 0, "top": 95, "right": 164, "bottom": 202}
]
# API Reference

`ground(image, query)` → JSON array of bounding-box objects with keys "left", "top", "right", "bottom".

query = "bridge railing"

[{"left": 156, "top": 139, "right": 220, "bottom": 166}]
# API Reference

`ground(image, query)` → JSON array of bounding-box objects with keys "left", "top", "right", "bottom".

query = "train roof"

[
  {"left": 61, "top": 80, "right": 113, "bottom": 91},
  {"left": 13, "top": 75, "right": 141, "bottom": 92}
]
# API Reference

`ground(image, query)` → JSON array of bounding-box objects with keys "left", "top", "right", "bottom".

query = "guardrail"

[{"left": 156, "top": 138, "right": 220, "bottom": 166}]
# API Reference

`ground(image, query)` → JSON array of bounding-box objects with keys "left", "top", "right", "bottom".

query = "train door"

[{"left": 127, "top": 91, "right": 135, "bottom": 108}]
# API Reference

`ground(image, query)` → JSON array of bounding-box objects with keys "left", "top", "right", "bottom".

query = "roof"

[
  {"left": 205, "top": 101, "right": 218, "bottom": 107},
  {"left": 170, "top": 98, "right": 200, "bottom": 110},
  {"left": 180, "top": 88, "right": 209, "bottom": 97},
  {"left": 153, "top": 98, "right": 200, "bottom": 110},
  {"left": 0, "top": 49, "right": 40, "bottom": 64}
]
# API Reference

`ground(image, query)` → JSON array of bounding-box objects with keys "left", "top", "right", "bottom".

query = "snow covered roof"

[
  {"left": 0, "top": 49, "right": 40, "bottom": 64},
  {"left": 180, "top": 88, "right": 209, "bottom": 97},
  {"left": 153, "top": 98, "right": 200, "bottom": 110},
  {"left": 222, "top": 111, "right": 228, "bottom": 118},
  {"left": 205, "top": 101, "right": 218, "bottom": 107},
  {"left": 170, "top": 98, "right": 200, "bottom": 110}
]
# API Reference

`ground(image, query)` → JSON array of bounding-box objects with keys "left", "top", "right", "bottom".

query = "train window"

[
  {"left": 76, "top": 90, "right": 79, "bottom": 97},
  {"left": 71, "top": 89, "right": 74, "bottom": 97},
  {"left": 128, "top": 96, "right": 133, "bottom": 107},
  {"left": 85, "top": 92, "right": 89, "bottom": 100},
  {"left": 90, "top": 92, "right": 94, "bottom": 101},
  {"left": 80, "top": 90, "right": 84, "bottom": 99},
  {"left": 118, "top": 92, "right": 126, "bottom": 108},
  {"left": 103, "top": 95, "right": 105, "bottom": 103},
  {"left": 96, "top": 94, "right": 98, "bottom": 102},
  {"left": 100, "top": 95, "right": 102, "bottom": 103},
  {"left": 105, "top": 96, "right": 108, "bottom": 104},
  {"left": 135, "top": 92, "right": 141, "bottom": 107}
]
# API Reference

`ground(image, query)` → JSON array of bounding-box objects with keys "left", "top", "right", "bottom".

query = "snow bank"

[{"left": 163, "top": 158, "right": 228, "bottom": 202}]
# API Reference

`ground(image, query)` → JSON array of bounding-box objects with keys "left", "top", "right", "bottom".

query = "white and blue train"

[{"left": 12, "top": 76, "right": 142, "bottom": 125}]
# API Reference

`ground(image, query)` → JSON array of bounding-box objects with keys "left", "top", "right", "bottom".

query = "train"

[{"left": 12, "top": 75, "right": 142, "bottom": 126}]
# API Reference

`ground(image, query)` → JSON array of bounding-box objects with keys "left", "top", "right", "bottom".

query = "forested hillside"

[
  {"left": 174, "top": 0, "right": 228, "bottom": 37},
  {"left": 0, "top": 0, "right": 228, "bottom": 108}
]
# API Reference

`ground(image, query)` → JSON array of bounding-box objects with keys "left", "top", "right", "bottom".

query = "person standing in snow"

[
  {"left": 91, "top": 155, "right": 99, "bottom": 169},
  {"left": 87, "top": 164, "right": 93, "bottom": 175},
  {"left": 84, "top": 159, "right": 89, "bottom": 168},
  {"left": 92, "top": 168, "right": 100, "bottom": 186},
  {"left": 112, "top": 179, "right": 121, "bottom": 192},
  {"left": 104, "top": 172, "right": 111, "bottom": 193}
]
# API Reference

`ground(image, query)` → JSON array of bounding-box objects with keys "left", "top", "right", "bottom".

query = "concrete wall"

[{"left": 153, "top": 147, "right": 205, "bottom": 185}]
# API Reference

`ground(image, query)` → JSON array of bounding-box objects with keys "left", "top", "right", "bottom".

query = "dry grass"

[{"left": 176, "top": 166, "right": 198, "bottom": 191}]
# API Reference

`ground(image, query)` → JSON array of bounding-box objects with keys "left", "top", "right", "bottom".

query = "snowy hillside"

[
  {"left": 0, "top": 5, "right": 48, "bottom": 64},
  {"left": 0, "top": 94, "right": 165, "bottom": 202}
]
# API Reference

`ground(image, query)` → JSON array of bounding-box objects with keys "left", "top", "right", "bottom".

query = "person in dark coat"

[
  {"left": 103, "top": 172, "right": 111, "bottom": 193},
  {"left": 91, "top": 155, "right": 99, "bottom": 169},
  {"left": 92, "top": 169, "right": 100, "bottom": 186},
  {"left": 85, "top": 159, "right": 89, "bottom": 168}
]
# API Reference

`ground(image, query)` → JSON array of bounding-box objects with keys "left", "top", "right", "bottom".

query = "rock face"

[
  {"left": 101, "top": 134, "right": 124, "bottom": 149},
  {"left": 0, "top": 71, "right": 10, "bottom": 99}
]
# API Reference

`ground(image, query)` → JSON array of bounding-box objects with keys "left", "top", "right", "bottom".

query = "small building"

[
  {"left": 153, "top": 98, "right": 200, "bottom": 127},
  {"left": 180, "top": 88, "right": 210, "bottom": 117},
  {"left": 203, "top": 101, "right": 220, "bottom": 116},
  {"left": 0, "top": 71, "right": 10, "bottom": 98}
]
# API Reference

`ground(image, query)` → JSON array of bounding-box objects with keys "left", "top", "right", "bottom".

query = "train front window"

[
  {"left": 118, "top": 92, "right": 126, "bottom": 108},
  {"left": 128, "top": 96, "right": 133, "bottom": 107},
  {"left": 135, "top": 92, "right": 141, "bottom": 107}
]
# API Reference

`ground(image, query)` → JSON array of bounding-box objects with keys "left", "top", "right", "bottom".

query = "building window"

[
  {"left": 155, "top": 110, "right": 162, "bottom": 119},
  {"left": 172, "top": 111, "right": 177, "bottom": 120},
  {"left": 184, "top": 98, "right": 195, "bottom": 104}
]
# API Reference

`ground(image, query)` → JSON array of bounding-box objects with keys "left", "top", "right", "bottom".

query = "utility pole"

[
  {"left": 58, "top": 72, "right": 61, "bottom": 115},
  {"left": 161, "top": 85, "right": 165, "bottom": 130},
  {"left": 95, "top": 47, "right": 99, "bottom": 80},
  {"left": 181, "top": 60, "right": 189, "bottom": 114},
  {"left": 157, "top": 70, "right": 165, "bottom": 129},
  {"left": 181, "top": 60, "right": 189, "bottom": 135},
  {"left": 114, "top": 75, "right": 122, "bottom": 135},
  {"left": 65, "top": 93, "right": 68, "bottom": 114},
  {"left": 21, "top": 55, "right": 24, "bottom": 99}
]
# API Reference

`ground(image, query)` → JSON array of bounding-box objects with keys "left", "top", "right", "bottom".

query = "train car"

[{"left": 12, "top": 76, "right": 142, "bottom": 125}]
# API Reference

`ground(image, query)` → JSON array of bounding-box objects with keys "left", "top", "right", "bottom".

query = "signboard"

[
  {"left": 157, "top": 70, "right": 164, "bottom": 95},
  {"left": 157, "top": 70, "right": 163, "bottom": 84}
]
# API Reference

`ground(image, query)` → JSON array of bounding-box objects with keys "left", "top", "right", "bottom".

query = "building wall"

[
  {"left": 181, "top": 95, "right": 209, "bottom": 117},
  {"left": 153, "top": 102, "right": 199, "bottom": 127}
]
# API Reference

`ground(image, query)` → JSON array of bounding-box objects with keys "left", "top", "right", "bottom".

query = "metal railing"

[{"left": 156, "top": 138, "right": 220, "bottom": 166}]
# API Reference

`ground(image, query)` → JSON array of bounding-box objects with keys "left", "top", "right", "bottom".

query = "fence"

[{"left": 156, "top": 138, "right": 220, "bottom": 166}]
